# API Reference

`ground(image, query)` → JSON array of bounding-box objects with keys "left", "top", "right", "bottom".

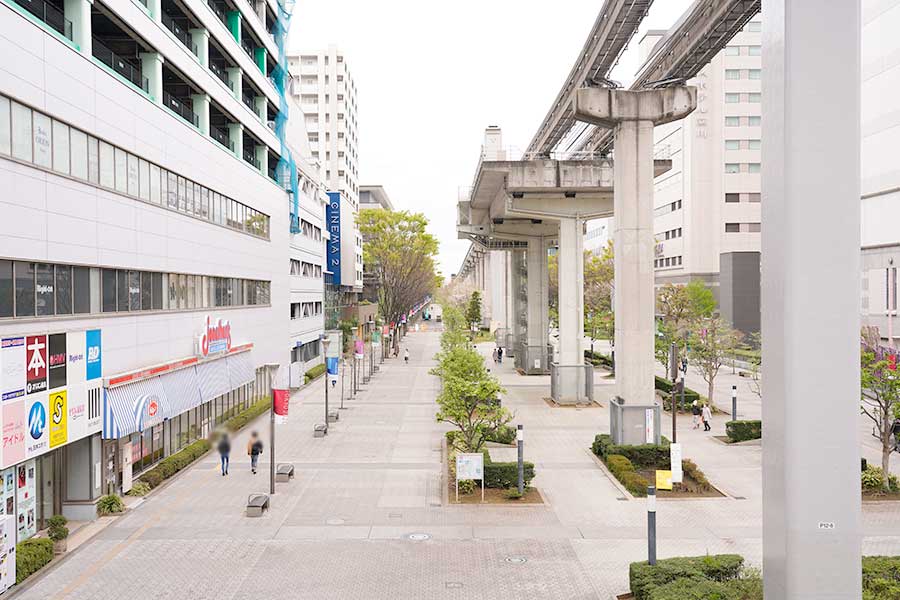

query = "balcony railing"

[
  {"left": 13, "top": 0, "right": 72, "bottom": 40},
  {"left": 93, "top": 39, "right": 148, "bottom": 92},
  {"left": 206, "top": 0, "right": 226, "bottom": 25},
  {"left": 162, "top": 13, "right": 198, "bottom": 56},
  {"left": 211, "top": 126, "right": 233, "bottom": 151},
  {"left": 209, "top": 62, "right": 231, "bottom": 88},
  {"left": 163, "top": 91, "right": 199, "bottom": 127},
  {"left": 243, "top": 147, "right": 260, "bottom": 169},
  {"left": 241, "top": 39, "right": 255, "bottom": 60},
  {"left": 241, "top": 91, "right": 255, "bottom": 111}
]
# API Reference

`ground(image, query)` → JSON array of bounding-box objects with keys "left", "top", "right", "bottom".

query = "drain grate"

[
  {"left": 407, "top": 533, "right": 431, "bottom": 541},
  {"left": 733, "top": 496, "right": 746, "bottom": 500},
  {"left": 388, "top": 512, "right": 402, "bottom": 519},
  {"left": 617, "top": 497, "right": 628, "bottom": 501},
  {"left": 445, "top": 582, "right": 463, "bottom": 589},
  {"left": 505, "top": 556, "right": 527, "bottom": 564}
]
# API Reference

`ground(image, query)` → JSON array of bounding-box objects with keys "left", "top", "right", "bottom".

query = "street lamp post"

[
  {"left": 321, "top": 335, "right": 331, "bottom": 434},
  {"left": 731, "top": 385, "right": 737, "bottom": 423},
  {"left": 647, "top": 486, "right": 657, "bottom": 565},
  {"left": 516, "top": 425, "right": 524, "bottom": 495},
  {"left": 263, "top": 362, "right": 279, "bottom": 496}
]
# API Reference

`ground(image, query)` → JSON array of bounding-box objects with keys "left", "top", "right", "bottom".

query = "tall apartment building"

[
  {"left": 643, "top": 19, "right": 762, "bottom": 334},
  {"left": 359, "top": 184, "right": 394, "bottom": 211},
  {"left": 289, "top": 47, "right": 363, "bottom": 299},
  {"left": 0, "top": 0, "right": 322, "bottom": 580}
]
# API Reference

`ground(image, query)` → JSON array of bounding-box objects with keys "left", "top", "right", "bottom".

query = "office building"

[{"left": 359, "top": 185, "right": 394, "bottom": 211}]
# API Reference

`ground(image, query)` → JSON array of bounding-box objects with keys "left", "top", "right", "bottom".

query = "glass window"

[
  {"left": 725, "top": 116, "right": 740, "bottom": 127},
  {"left": 748, "top": 223, "right": 761, "bottom": 233},
  {"left": 193, "top": 183, "right": 202, "bottom": 215},
  {"left": 114, "top": 147, "right": 127, "bottom": 193},
  {"left": 55, "top": 265, "right": 72, "bottom": 315},
  {"left": 725, "top": 93, "right": 740, "bottom": 103},
  {"left": 101, "top": 269, "right": 116, "bottom": 312},
  {"left": 724, "top": 140, "right": 740, "bottom": 151},
  {"left": 748, "top": 45, "right": 761, "bottom": 55},
  {"left": 14, "top": 262, "right": 35, "bottom": 317},
  {"left": 70, "top": 129, "right": 87, "bottom": 179},
  {"left": 73, "top": 266, "right": 90, "bottom": 314},
  {"left": 177, "top": 177, "right": 187, "bottom": 212},
  {"left": 186, "top": 275, "right": 195, "bottom": 309},
  {"left": 51, "top": 120, "right": 70, "bottom": 174},
  {"left": 747, "top": 22, "right": 761, "bottom": 32},
  {"left": 99, "top": 141, "right": 115, "bottom": 188},
  {"left": 0, "top": 96, "right": 10, "bottom": 156},
  {"left": 127, "top": 153, "right": 139, "bottom": 197},
  {"left": 725, "top": 223, "right": 740, "bottom": 233},
  {"left": 748, "top": 139, "right": 761, "bottom": 150},
  {"left": 149, "top": 164, "right": 161, "bottom": 204},
  {"left": 200, "top": 188, "right": 209, "bottom": 219},
  {"left": 11, "top": 101, "right": 33, "bottom": 162},
  {"left": 138, "top": 159, "right": 150, "bottom": 200},
  {"left": 748, "top": 93, "right": 761, "bottom": 103},
  {"left": 35, "top": 263, "right": 54, "bottom": 316},
  {"left": 178, "top": 274, "right": 187, "bottom": 309},
  {"left": 87, "top": 136, "right": 100, "bottom": 184},
  {"left": 140, "top": 272, "right": 152, "bottom": 310},
  {"left": 748, "top": 69, "right": 761, "bottom": 80},
  {"left": 724, "top": 46, "right": 740, "bottom": 56},
  {"left": 748, "top": 193, "right": 761, "bottom": 203},
  {"left": 116, "top": 270, "right": 129, "bottom": 312},
  {"left": 725, "top": 69, "right": 740, "bottom": 80},
  {"left": 725, "top": 193, "right": 740, "bottom": 203},
  {"left": 151, "top": 272, "right": 163, "bottom": 310},
  {"left": 0, "top": 260, "right": 12, "bottom": 317},
  {"left": 90, "top": 267, "right": 101, "bottom": 313},
  {"left": 725, "top": 163, "right": 740, "bottom": 174},
  {"left": 167, "top": 172, "right": 178, "bottom": 208},
  {"left": 128, "top": 271, "right": 141, "bottom": 311},
  {"left": 748, "top": 116, "right": 761, "bottom": 126},
  {"left": 33, "top": 112, "right": 52, "bottom": 168},
  {"left": 748, "top": 162, "right": 761, "bottom": 173}
]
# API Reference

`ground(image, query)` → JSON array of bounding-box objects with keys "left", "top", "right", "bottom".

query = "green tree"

[
  {"left": 466, "top": 291, "right": 483, "bottom": 329},
  {"left": 861, "top": 326, "right": 900, "bottom": 491},
  {"left": 584, "top": 242, "right": 615, "bottom": 347},
  {"left": 656, "top": 280, "right": 717, "bottom": 370},
  {"left": 690, "top": 316, "right": 740, "bottom": 407}
]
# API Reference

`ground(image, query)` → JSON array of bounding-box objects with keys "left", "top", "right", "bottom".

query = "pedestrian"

[
  {"left": 497, "top": 347, "right": 503, "bottom": 363},
  {"left": 702, "top": 403, "right": 713, "bottom": 432},
  {"left": 691, "top": 400, "right": 701, "bottom": 429},
  {"left": 492, "top": 348, "right": 498, "bottom": 363},
  {"left": 404, "top": 348, "right": 410, "bottom": 364},
  {"left": 247, "top": 431, "right": 263, "bottom": 474},
  {"left": 217, "top": 432, "right": 230, "bottom": 476}
]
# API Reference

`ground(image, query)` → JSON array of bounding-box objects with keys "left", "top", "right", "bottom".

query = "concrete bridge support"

[{"left": 523, "top": 237, "right": 550, "bottom": 374}]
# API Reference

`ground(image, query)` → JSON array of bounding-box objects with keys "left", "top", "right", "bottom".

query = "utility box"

[{"left": 610, "top": 396, "right": 661, "bottom": 445}]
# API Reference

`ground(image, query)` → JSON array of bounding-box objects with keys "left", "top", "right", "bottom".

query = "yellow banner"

[
  {"left": 655, "top": 469, "right": 673, "bottom": 491},
  {"left": 49, "top": 390, "right": 67, "bottom": 448}
]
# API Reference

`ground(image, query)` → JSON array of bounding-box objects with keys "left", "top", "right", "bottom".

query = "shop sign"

[
  {"left": 326, "top": 192, "right": 342, "bottom": 286},
  {"left": 456, "top": 453, "right": 484, "bottom": 481},
  {"left": 273, "top": 389, "right": 289, "bottom": 424},
  {"left": 48, "top": 333, "right": 67, "bottom": 391},
  {"left": 1, "top": 337, "right": 25, "bottom": 402},
  {"left": 1, "top": 402, "right": 25, "bottom": 468},
  {"left": 24, "top": 336, "right": 47, "bottom": 395},
  {"left": 16, "top": 459, "right": 36, "bottom": 540},
  {"left": 25, "top": 395, "right": 48, "bottom": 458},
  {"left": 86, "top": 329, "right": 102, "bottom": 381},
  {"left": 66, "top": 331, "right": 86, "bottom": 386},
  {"left": 326, "top": 357, "right": 339, "bottom": 386},
  {"left": 138, "top": 393, "right": 164, "bottom": 430},
  {"left": 199, "top": 316, "right": 232, "bottom": 357},
  {"left": 354, "top": 339, "right": 364, "bottom": 360},
  {"left": 49, "top": 390, "right": 67, "bottom": 449},
  {"left": 67, "top": 385, "right": 87, "bottom": 443},
  {"left": 655, "top": 469, "right": 673, "bottom": 491},
  {"left": 86, "top": 386, "right": 102, "bottom": 435}
]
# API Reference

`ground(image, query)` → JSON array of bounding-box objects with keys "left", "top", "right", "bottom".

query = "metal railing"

[
  {"left": 550, "top": 362, "right": 594, "bottom": 405},
  {"left": 241, "top": 91, "right": 255, "bottom": 111},
  {"left": 14, "top": 0, "right": 72, "bottom": 39},
  {"left": 514, "top": 342, "right": 552, "bottom": 375},
  {"left": 209, "top": 62, "right": 231, "bottom": 87},
  {"left": 206, "top": 0, "right": 226, "bottom": 25},
  {"left": 92, "top": 39, "right": 148, "bottom": 92},
  {"left": 162, "top": 13, "right": 198, "bottom": 56},
  {"left": 243, "top": 147, "right": 260, "bottom": 169},
  {"left": 210, "top": 126, "right": 233, "bottom": 150},
  {"left": 241, "top": 39, "right": 255, "bottom": 59},
  {"left": 163, "top": 91, "right": 199, "bottom": 127}
]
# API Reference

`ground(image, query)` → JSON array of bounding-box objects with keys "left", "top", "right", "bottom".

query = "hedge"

[
  {"left": 863, "top": 556, "right": 900, "bottom": 599},
  {"left": 304, "top": 363, "right": 326, "bottom": 384},
  {"left": 138, "top": 439, "right": 211, "bottom": 489},
  {"left": 656, "top": 376, "right": 702, "bottom": 411},
  {"left": 647, "top": 577, "right": 762, "bottom": 600},
  {"left": 591, "top": 434, "right": 670, "bottom": 468},
  {"left": 629, "top": 555, "right": 745, "bottom": 600},
  {"left": 225, "top": 398, "right": 271, "bottom": 432},
  {"left": 592, "top": 434, "right": 713, "bottom": 495},
  {"left": 606, "top": 454, "right": 649, "bottom": 497},
  {"left": 16, "top": 538, "right": 53, "bottom": 584},
  {"left": 482, "top": 450, "right": 534, "bottom": 489},
  {"left": 584, "top": 350, "right": 614, "bottom": 369},
  {"left": 726, "top": 420, "right": 762, "bottom": 442},
  {"left": 486, "top": 425, "right": 516, "bottom": 445}
]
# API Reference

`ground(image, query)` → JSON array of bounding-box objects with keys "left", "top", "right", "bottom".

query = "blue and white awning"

[
  {"left": 161, "top": 365, "right": 202, "bottom": 417},
  {"left": 197, "top": 359, "right": 230, "bottom": 402},
  {"left": 102, "top": 377, "right": 170, "bottom": 438},
  {"left": 226, "top": 352, "right": 255, "bottom": 388}
]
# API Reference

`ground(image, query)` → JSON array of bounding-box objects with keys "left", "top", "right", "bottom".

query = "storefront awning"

[
  {"left": 103, "top": 377, "right": 171, "bottom": 438},
  {"left": 160, "top": 364, "right": 203, "bottom": 417},
  {"left": 196, "top": 359, "right": 230, "bottom": 402},
  {"left": 226, "top": 352, "right": 255, "bottom": 388}
]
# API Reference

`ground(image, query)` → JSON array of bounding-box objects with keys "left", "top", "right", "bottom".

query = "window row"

[
  {"left": 725, "top": 139, "right": 761, "bottom": 151},
  {"left": 725, "top": 92, "right": 762, "bottom": 103},
  {"left": 290, "top": 260, "right": 323, "bottom": 278},
  {"left": 725, "top": 192, "right": 761, "bottom": 203},
  {"left": 655, "top": 199, "right": 683, "bottom": 217},
  {"left": 299, "top": 219, "right": 322, "bottom": 241},
  {"left": 725, "top": 163, "right": 761, "bottom": 174},
  {"left": 724, "top": 222, "right": 761, "bottom": 233},
  {"left": 0, "top": 259, "right": 270, "bottom": 319},
  {"left": 291, "top": 339, "right": 321, "bottom": 364},
  {"left": 290, "top": 301, "right": 322, "bottom": 319},
  {"left": 658, "top": 227, "right": 682, "bottom": 241},
  {"left": 725, "top": 69, "right": 762, "bottom": 80},
  {"left": 0, "top": 95, "right": 270, "bottom": 239},
  {"left": 725, "top": 116, "right": 761, "bottom": 127},
  {"left": 654, "top": 256, "right": 683, "bottom": 269}
]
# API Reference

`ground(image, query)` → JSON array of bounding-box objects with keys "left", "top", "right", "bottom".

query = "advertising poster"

[
  {"left": 86, "top": 385, "right": 102, "bottom": 435},
  {"left": 49, "top": 390, "right": 67, "bottom": 449},
  {"left": 86, "top": 329, "right": 102, "bottom": 381},
  {"left": 25, "top": 394, "right": 48, "bottom": 459},
  {"left": 273, "top": 389, "right": 289, "bottom": 425},
  {"left": 3, "top": 470, "right": 13, "bottom": 517},
  {"left": 47, "top": 333, "right": 67, "bottom": 390},
  {"left": 25, "top": 336, "right": 47, "bottom": 395},
  {"left": 1, "top": 337, "right": 25, "bottom": 402},
  {"left": 1, "top": 401, "right": 25, "bottom": 469},
  {"left": 66, "top": 330, "right": 86, "bottom": 386},
  {"left": 3, "top": 514, "right": 15, "bottom": 592},
  {"left": 66, "top": 385, "right": 87, "bottom": 443},
  {"left": 354, "top": 339, "right": 364, "bottom": 360},
  {"left": 16, "top": 459, "right": 35, "bottom": 541},
  {"left": 326, "top": 357, "right": 339, "bottom": 386}
]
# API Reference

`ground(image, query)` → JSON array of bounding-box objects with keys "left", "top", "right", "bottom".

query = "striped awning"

[
  {"left": 197, "top": 359, "right": 231, "bottom": 402},
  {"left": 160, "top": 365, "right": 202, "bottom": 417},
  {"left": 226, "top": 352, "right": 255, "bottom": 388},
  {"left": 102, "top": 377, "right": 170, "bottom": 439}
]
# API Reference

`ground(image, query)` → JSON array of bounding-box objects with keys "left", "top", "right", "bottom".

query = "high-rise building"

[
  {"left": 359, "top": 185, "right": 394, "bottom": 211},
  {"left": 643, "top": 19, "right": 762, "bottom": 334},
  {"left": 289, "top": 47, "right": 362, "bottom": 295}
]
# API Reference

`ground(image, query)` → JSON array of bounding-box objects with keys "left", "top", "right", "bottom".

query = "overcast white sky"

[{"left": 290, "top": 0, "right": 693, "bottom": 278}]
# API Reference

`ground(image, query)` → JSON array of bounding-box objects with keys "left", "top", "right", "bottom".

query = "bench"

[
  {"left": 313, "top": 423, "right": 327, "bottom": 438},
  {"left": 246, "top": 493, "right": 269, "bottom": 517},
  {"left": 276, "top": 463, "right": 295, "bottom": 483},
  {"left": 327, "top": 411, "right": 339, "bottom": 423}
]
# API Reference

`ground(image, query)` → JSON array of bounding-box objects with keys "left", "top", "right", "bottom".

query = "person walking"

[
  {"left": 701, "top": 403, "right": 713, "bottom": 432},
  {"left": 691, "top": 401, "right": 701, "bottom": 430},
  {"left": 247, "top": 431, "right": 263, "bottom": 474},
  {"left": 404, "top": 348, "right": 410, "bottom": 364},
  {"left": 217, "top": 432, "right": 231, "bottom": 476},
  {"left": 492, "top": 348, "right": 498, "bottom": 363},
  {"left": 497, "top": 347, "right": 503, "bottom": 364}
]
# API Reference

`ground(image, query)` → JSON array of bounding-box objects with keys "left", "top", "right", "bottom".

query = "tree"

[
  {"left": 584, "top": 242, "right": 615, "bottom": 348},
  {"left": 746, "top": 331, "right": 762, "bottom": 400},
  {"left": 466, "top": 291, "right": 482, "bottom": 329},
  {"left": 861, "top": 326, "right": 900, "bottom": 492},
  {"left": 656, "top": 280, "right": 717, "bottom": 370},
  {"left": 358, "top": 209, "right": 440, "bottom": 351},
  {"left": 690, "top": 317, "right": 740, "bottom": 407}
]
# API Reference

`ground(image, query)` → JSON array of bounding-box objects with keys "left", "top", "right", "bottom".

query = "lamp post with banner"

[{"left": 266, "top": 362, "right": 283, "bottom": 495}]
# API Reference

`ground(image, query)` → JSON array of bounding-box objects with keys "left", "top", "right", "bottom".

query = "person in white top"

[
  {"left": 404, "top": 348, "right": 410, "bottom": 364},
  {"left": 701, "top": 403, "right": 713, "bottom": 432}
]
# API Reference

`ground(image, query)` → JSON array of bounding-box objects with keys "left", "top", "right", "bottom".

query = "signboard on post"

[
  {"left": 645, "top": 408, "right": 655, "bottom": 444},
  {"left": 455, "top": 452, "right": 485, "bottom": 503},
  {"left": 655, "top": 470, "right": 673, "bottom": 491},
  {"left": 354, "top": 340, "right": 364, "bottom": 360},
  {"left": 670, "top": 443, "right": 683, "bottom": 484},
  {"left": 326, "top": 357, "right": 339, "bottom": 386},
  {"left": 273, "top": 389, "right": 289, "bottom": 424}
]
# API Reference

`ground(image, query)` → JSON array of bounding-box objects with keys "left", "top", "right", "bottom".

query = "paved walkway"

[{"left": 15, "top": 330, "right": 900, "bottom": 600}]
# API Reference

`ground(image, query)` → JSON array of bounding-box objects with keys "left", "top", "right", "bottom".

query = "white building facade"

[{"left": 0, "top": 0, "right": 302, "bottom": 578}]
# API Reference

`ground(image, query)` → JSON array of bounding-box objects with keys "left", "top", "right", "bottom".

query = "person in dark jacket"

[
  {"left": 247, "top": 431, "right": 263, "bottom": 474},
  {"left": 497, "top": 347, "right": 503, "bottom": 364},
  {"left": 217, "top": 433, "right": 231, "bottom": 476}
]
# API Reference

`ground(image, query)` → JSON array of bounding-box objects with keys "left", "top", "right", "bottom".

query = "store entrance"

[{"left": 37, "top": 451, "right": 62, "bottom": 527}]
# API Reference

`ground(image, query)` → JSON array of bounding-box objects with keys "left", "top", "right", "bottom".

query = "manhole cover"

[
  {"left": 505, "top": 556, "right": 528, "bottom": 564},
  {"left": 388, "top": 512, "right": 402, "bottom": 519},
  {"left": 407, "top": 533, "right": 431, "bottom": 541},
  {"left": 326, "top": 518, "right": 345, "bottom": 525},
  {"left": 445, "top": 582, "right": 463, "bottom": 589}
]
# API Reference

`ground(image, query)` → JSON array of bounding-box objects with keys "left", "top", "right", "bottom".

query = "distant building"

[
  {"left": 584, "top": 219, "right": 611, "bottom": 254},
  {"left": 360, "top": 185, "right": 394, "bottom": 211}
]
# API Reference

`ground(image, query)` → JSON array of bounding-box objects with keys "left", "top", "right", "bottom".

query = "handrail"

[
  {"left": 92, "top": 38, "right": 148, "bottom": 92},
  {"left": 243, "top": 147, "right": 260, "bottom": 169},
  {"left": 162, "top": 12, "right": 198, "bottom": 56},
  {"left": 163, "top": 91, "right": 199, "bottom": 127},
  {"left": 12, "top": 0, "right": 72, "bottom": 40},
  {"left": 206, "top": 0, "right": 226, "bottom": 24},
  {"left": 209, "top": 62, "right": 231, "bottom": 87},
  {"left": 211, "top": 125, "right": 233, "bottom": 150}
]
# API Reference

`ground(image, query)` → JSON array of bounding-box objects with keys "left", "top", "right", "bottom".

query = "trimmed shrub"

[
  {"left": 605, "top": 454, "right": 649, "bottom": 497},
  {"left": 861, "top": 466, "right": 900, "bottom": 492},
  {"left": 584, "top": 350, "right": 614, "bottom": 369},
  {"left": 126, "top": 481, "right": 152, "bottom": 497},
  {"left": 591, "top": 434, "right": 612, "bottom": 459},
  {"left": 647, "top": 577, "right": 762, "bottom": 600},
  {"left": 47, "top": 515, "right": 68, "bottom": 542},
  {"left": 97, "top": 494, "right": 125, "bottom": 516},
  {"left": 607, "top": 441, "right": 671, "bottom": 469},
  {"left": 304, "top": 363, "right": 326, "bottom": 384},
  {"left": 629, "top": 555, "right": 745, "bottom": 600},
  {"left": 225, "top": 398, "right": 270, "bottom": 432},
  {"left": 726, "top": 420, "right": 762, "bottom": 442},
  {"left": 682, "top": 459, "right": 711, "bottom": 491},
  {"left": 482, "top": 450, "right": 534, "bottom": 489},
  {"left": 137, "top": 439, "right": 211, "bottom": 490},
  {"left": 16, "top": 538, "right": 53, "bottom": 584},
  {"left": 863, "top": 556, "right": 900, "bottom": 599},
  {"left": 486, "top": 425, "right": 516, "bottom": 445}
]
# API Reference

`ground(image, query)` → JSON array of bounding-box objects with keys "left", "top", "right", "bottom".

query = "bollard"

[
  {"left": 647, "top": 485, "right": 657, "bottom": 565},
  {"left": 731, "top": 385, "right": 737, "bottom": 422},
  {"left": 517, "top": 424, "right": 524, "bottom": 495}
]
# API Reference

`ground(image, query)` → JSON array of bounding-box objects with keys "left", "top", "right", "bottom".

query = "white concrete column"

[
  {"left": 63, "top": 0, "right": 92, "bottom": 55},
  {"left": 228, "top": 123, "right": 243, "bottom": 159},
  {"left": 557, "top": 219, "right": 584, "bottom": 366},
  {"left": 613, "top": 119, "right": 656, "bottom": 405},
  {"left": 146, "top": 0, "right": 160, "bottom": 20},
  {"left": 226, "top": 67, "right": 241, "bottom": 98},
  {"left": 255, "top": 144, "right": 268, "bottom": 175},
  {"left": 761, "top": 1, "right": 861, "bottom": 597},
  {"left": 139, "top": 52, "right": 163, "bottom": 104},
  {"left": 190, "top": 28, "right": 209, "bottom": 67},
  {"left": 253, "top": 95, "right": 266, "bottom": 121},
  {"left": 190, "top": 93, "right": 210, "bottom": 136},
  {"left": 525, "top": 237, "right": 549, "bottom": 371}
]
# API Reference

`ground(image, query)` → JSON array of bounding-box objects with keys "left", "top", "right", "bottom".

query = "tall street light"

[{"left": 321, "top": 334, "right": 330, "bottom": 434}]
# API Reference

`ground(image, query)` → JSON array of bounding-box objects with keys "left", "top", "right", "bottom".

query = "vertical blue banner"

[
  {"left": 326, "top": 192, "right": 342, "bottom": 286},
  {"left": 86, "top": 329, "right": 102, "bottom": 381}
]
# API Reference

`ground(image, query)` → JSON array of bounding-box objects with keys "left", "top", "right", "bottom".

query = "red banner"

[{"left": 273, "top": 389, "right": 289, "bottom": 424}]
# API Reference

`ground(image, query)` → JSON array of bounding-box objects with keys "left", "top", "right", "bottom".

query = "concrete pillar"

[
  {"left": 190, "top": 28, "right": 209, "bottom": 67},
  {"left": 574, "top": 87, "right": 696, "bottom": 405},
  {"left": 226, "top": 67, "right": 241, "bottom": 98},
  {"left": 228, "top": 123, "right": 243, "bottom": 159},
  {"left": 226, "top": 10, "right": 241, "bottom": 44},
  {"left": 190, "top": 93, "right": 210, "bottom": 136},
  {"left": 139, "top": 52, "right": 164, "bottom": 103},
  {"left": 761, "top": 1, "right": 861, "bottom": 597},
  {"left": 63, "top": 0, "right": 91, "bottom": 55},
  {"left": 510, "top": 250, "right": 526, "bottom": 352},
  {"left": 253, "top": 95, "right": 266, "bottom": 121},
  {"left": 146, "top": 0, "right": 160, "bottom": 20},
  {"left": 254, "top": 47, "right": 267, "bottom": 76},
  {"left": 525, "top": 237, "right": 549, "bottom": 372},
  {"left": 255, "top": 143, "right": 267, "bottom": 175},
  {"left": 557, "top": 218, "right": 584, "bottom": 365}
]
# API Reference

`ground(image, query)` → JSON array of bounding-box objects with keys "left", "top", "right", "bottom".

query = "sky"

[{"left": 289, "top": 0, "right": 693, "bottom": 279}]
